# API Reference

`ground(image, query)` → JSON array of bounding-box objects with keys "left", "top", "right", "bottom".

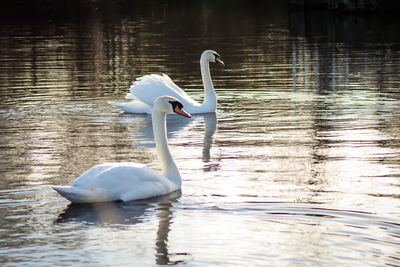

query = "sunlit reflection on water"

[{"left": 0, "top": 1, "right": 400, "bottom": 266}]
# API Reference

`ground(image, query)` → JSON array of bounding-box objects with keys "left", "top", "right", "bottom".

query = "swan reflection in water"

[
  {"left": 56, "top": 191, "right": 184, "bottom": 265},
  {"left": 120, "top": 112, "right": 218, "bottom": 170}
]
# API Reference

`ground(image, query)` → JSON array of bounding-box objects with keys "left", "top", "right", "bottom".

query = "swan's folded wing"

[
  {"left": 130, "top": 74, "right": 197, "bottom": 106},
  {"left": 161, "top": 74, "right": 191, "bottom": 99},
  {"left": 71, "top": 163, "right": 173, "bottom": 191},
  {"left": 108, "top": 99, "right": 152, "bottom": 114}
]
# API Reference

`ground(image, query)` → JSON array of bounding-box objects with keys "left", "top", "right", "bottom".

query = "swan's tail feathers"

[
  {"left": 125, "top": 93, "right": 135, "bottom": 100},
  {"left": 108, "top": 100, "right": 152, "bottom": 114},
  {"left": 52, "top": 186, "right": 121, "bottom": 203},
  {"left": 108, "top": 101, "right": 124, "bottom": 108},
  {"left": 52, "top": 186, "right": 90, "bottom": 203}
]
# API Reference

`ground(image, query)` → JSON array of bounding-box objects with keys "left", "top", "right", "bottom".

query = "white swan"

[
  {"left": 109, "top": 50, "right": 224, "bottom": 114},
  {"left": 52, "top": 96, "right": 191, "bottom": 203}
]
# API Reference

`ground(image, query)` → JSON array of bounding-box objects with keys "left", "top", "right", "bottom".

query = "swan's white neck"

[
  {"left": 200, "top": 56, "right": 217, "bottom": 111},
  {"left": 152, "top": 110, "right": 181, "bottom": 186}
]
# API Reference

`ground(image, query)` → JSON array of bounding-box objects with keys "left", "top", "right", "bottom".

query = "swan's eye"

[
  {"left": 213, "top": 53, "right": 220, "bottom": 59},
  {"left": 169, "top": 101, "right": 183, "bottom": 112}
]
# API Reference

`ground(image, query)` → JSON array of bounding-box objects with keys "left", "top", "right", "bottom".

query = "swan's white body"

[
  {"left": 52, "top": 96, "right": 191, "bottom": 203},
  {"left": 109, "top": 50, "right": 224, "bottom": 114}
]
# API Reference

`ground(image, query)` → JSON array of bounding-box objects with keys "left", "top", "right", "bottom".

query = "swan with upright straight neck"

[
  {"left": 52, "top": 96, "right": 191, "bottom": 203},
  {"left": 109, "top": 50, "right": 224, "bottom": 114}
]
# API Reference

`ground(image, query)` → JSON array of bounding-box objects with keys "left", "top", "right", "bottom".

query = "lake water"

[{"left": 0, "top": 1, "right": 399, "bottom": 266}]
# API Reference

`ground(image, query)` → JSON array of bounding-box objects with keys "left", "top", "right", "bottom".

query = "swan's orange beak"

[
  {"left": 215, "top": 57, "right": 225, "bottom": 66},
  {"left": 174, "top": 105, "right": 191, "bottom": 118}
]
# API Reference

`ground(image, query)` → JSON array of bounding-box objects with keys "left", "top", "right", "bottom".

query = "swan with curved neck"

[
  {"left": 52, "top": 96, "right": 191, "bottom": 203},
  {"left": 109, "top": 50, "right": 224, "bottom": 114}
]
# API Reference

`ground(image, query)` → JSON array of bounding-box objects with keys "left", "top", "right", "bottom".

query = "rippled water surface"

[{"left": 0, "top": 1, "right": 399, "bottom": 266}]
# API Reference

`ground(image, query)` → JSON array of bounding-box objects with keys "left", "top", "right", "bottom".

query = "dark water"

[{"left": 0, "top": 1, "right": 399, "bottom": 266}]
